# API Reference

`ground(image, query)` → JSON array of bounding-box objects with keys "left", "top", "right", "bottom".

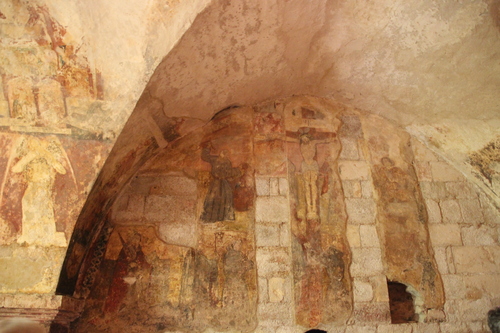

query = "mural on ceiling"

[
  {"left": 363, "top": 114, "right": 445, "bottom": 316},
  {"left": 0, "top": 2, "right": 113, "bottom": 248},
  {"left": 283, "top": 102, "right": 353, "bottom": 327},
  {"left": 74, "top": 107, "right": 258, "bottom": 332}
]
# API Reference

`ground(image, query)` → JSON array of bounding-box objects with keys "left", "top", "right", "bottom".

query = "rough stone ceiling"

[{"left": 144, "top": 0, "right": 500, "bottom": 135}]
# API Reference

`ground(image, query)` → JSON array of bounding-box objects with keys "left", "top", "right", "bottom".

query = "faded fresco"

[
  {"left": 0, "top": 134, "right": 108, "bottom": 248},
  {"left": 69, "top": 97, "right": 450, "bottom": 331},
  {"left": 283, "top": 100, "right": 353, "bottom": 328},
  {"left": 74, "top": 107, "right": 257, "bottom": 332},
  {"left": 200, "top": 141, "right": 244, "bottom": 222},
  {"left": 0, "top": 2, "right": 113, "bottom": 139},
  {"left": 362, "top": 114, "right": 445, "bottom": 315},
  {"left": 0, "top": 1, "right": 113, "bottom": 295}
]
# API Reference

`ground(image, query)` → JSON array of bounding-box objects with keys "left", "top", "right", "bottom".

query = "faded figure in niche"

[
  {"left": 374, "top": 156, "right": 420, "bottom": 219},
  {"left": 299, "top": 133, "right": 321, "bottom": 220},
  {"left": 293, "top": 129, "right": 333, "bottom": 221},
  {"left": 200, "top": 142, "right": 243, "bottom": 222},
  {"left": 105, "top": 232, "right": 152, "bottom": 314},
  {"left": 12, "top": 136, "right": 67, "bottom": 246},
  {"left": 223, "top": 240, "right": 253, "bottom": 309}
]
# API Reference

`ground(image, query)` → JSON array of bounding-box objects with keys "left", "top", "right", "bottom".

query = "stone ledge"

[{"left": 0, "top": 294, "right": 84, "bottom": 328}]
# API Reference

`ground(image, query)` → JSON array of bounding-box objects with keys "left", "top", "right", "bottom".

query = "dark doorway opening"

[
  {"left": 387, "top": 280, "right": 417, "bottom": 324},
  {"left": 305, "top": 330, "right": 327, "bottom": 333}
]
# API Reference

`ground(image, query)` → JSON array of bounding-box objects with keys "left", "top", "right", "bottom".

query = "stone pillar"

[
  {"left": 255, "top": 176, "right": 295, "bottom": 332},
  {"left": 339, "top": 126, "right": 391, "bottom": 327}
]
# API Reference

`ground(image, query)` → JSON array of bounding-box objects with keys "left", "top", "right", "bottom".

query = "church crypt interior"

[{"left": 0, "top": 0, "right": 500, "bottom": 332}]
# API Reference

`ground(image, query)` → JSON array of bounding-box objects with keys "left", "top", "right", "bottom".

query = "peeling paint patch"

[{"left": 469, "top": 136, "right": 500, "bottom": 194}]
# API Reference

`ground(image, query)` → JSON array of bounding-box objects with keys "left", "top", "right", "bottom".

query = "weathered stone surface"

[
  {"left": 352, "top": 302, "right": 391, "bottom": 323},
  {"left": 480, "top": 193, "right": 500, "bottom": 226},
  {"left": 256, "top": 223, "right": 281, "bottom": 247},
  {"left": 359, "top": 225, "right": 381, "bottom": 248},
  {"left": 442, "top": 274, "right": 466, "bottom": 300},
  {"left": 339, "top": 137, "right": 360, "bottom": 160},
  {"left": 428, "top": 224, "right": 463, "bottom": 246},
  {"left": 411, "top": 139, "right": 439, "bottom": 163},
  {"left": 346, "top": 225, "right": 361, "bottom": 248},
  {"left": 278, "top": 178, "right": 289, "bottom": 196},
  {"left": 377, "top": 323, "right": 413, "bottom": 333},
  {"left": 257, "top": 302, "right": 294, "bottom": 327},
  {"left": 345, "top": 326, "right": 377, "bottom": 333},
  {"left": 432, "top": 247, "right": 450, "bottom": 274},
  {"left": 350, "top": 248, "right": 384, "bottom": 277},
  {"left": 440, "top": 199, "right": 463, "bottom": 224},
  {"left": 157, "top": 220, "right": 197, "bottom": 248},
  {"left": 425, "top": 199, "right": 442, "bottom": 224},
  {"left": 414, "top": 161, "right": 433, "bottom": 182},
  {"left": 345, "top": 198, "right": 377, "bottom": 224},
  {"left": 353, "top": 279, "right": 374, "bottom": 303},
  {"left": 430, "top": 162, "right": 465, "bottom": 182},
  {"left": 370, "top": 275, "right": 389, "bottom": 303},
  {"left": 453, "top": 246, "right": 500, "bottom": 274},
  {"left": 268, "top": 277, "right": 285, "bottom": 303},
  {"left": 144, "top": 195, "right": 197, "bottom": 222},
  {"left": 279, "top": 223, "right": 291, "bottom": 247},
  {"left": 412, "top": 323, "right": 441, "bottom": 333},
  {"left": 338, "top": 161, "right": 371, "bottom": 180},
  {"left": 256, "top": 196, "right": 290, "bottom": 223},
  {"left": 256, "top": 248, "right": 291, "bottom": 276},
  {"left": 445, "top": 182, "right": 475, "bottom": 199},
  {"left": 456, "top": 298, "right": 493, "bottom": 322},
  {"left": 439, "top": 322, "right": 469, "bottom": 333},
  {"left": 461, "top": 225, "right": 498, "bottom": 246},
  {"left": 463, "top": 274, "right": 500, "bottom": 298},
  {"left": 361, "top": 180, "right": 374, "bottom": 198},
  {"left": 269, "top": 178, "right": 280, "bottom": 196},
  {"left": 419, "top": 182, "right": 448, "bottom": 200},
  {"left": 343, "top": 180, "right": 363, "bottom": 198},
  {"left": 458, "top": 198, "right": 484, "bottom": 225},
  {"left": 256, "top": 177, "right": 271, "bottom": 196}
]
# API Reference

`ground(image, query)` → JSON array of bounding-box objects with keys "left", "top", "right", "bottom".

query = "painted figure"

[
  {"left": 200, "top": 143, "right": 242, "bottom": 222},
  {"left": 287, "top": 123, "right": 351, "bottom": 327},
  {"left": 12, "top": 136, "right": 67, "bottom": 246},
  {"left": 104, "top": 232, "right": 152, "bottom": 314},
  {"left": 299, "top": 133, "right": 321, "bottom": 220}
]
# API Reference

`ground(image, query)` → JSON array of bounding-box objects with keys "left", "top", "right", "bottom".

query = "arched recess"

[
  {"left": 58, "top": 94, "right": 452, "bottom": 333},
  {"left": 56, "top": 0, "right": 339, "bottom": 296}
]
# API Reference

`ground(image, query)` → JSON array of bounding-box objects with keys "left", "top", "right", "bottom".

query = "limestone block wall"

[
  {"left": 412, "top": 139, "right": 500, "bottom": 333},
  {"left": 340, "top": 131, "right": 390, "bottom": 328}
]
